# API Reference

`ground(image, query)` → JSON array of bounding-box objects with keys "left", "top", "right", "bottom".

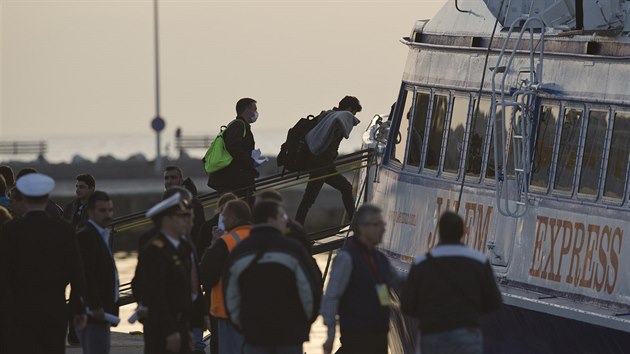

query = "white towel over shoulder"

[{"left": 305, "top": 111, "right": 359, "bottom": 155}]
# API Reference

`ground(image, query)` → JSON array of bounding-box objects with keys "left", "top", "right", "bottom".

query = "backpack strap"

[{"left": 226, "top": 119, "right": 247, "bottom": 138}]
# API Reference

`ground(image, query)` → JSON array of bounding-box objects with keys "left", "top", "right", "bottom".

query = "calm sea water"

[{"left": 2, "top": 128, "right": 365, "bottom": 164}]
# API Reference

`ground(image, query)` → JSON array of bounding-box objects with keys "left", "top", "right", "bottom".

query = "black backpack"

[{"left": 277, "top": 111, "right": 327, "bottom": 172}]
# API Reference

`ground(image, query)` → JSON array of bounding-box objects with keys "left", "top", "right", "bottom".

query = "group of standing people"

[{"left": 0, "top": 95, "right": 504, "bottom": 354}]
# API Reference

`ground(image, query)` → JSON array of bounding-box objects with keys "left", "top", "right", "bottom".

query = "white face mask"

[
  {"left": 218, "top": 213, "right": 225, "bottom": 231},
  {"left": 250, "top": 111, "right": 259, "bottom": 123}
]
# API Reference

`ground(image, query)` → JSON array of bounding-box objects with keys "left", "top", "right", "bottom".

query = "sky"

[{"left": 1, "top": 0, "right": 448, "bottom": 160}]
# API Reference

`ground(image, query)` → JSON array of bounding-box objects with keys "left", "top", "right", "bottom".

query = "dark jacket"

[
  {"left": 338, "top": 238, "right": 393, "bottom": 334},
  {"left": 0, "top": 210, "right": 85, "bottom": 313},
  {"left": 195, "top": 214, "right": 218, "bottom": 260},
  {"left": 63, "top": 198, "right": 89, "bottom": 229},
  {"left": 0, "top": 210, "right": 85, "bottom": 354},
  {"left": 131, "top": 226, "right": 158, "bottom": 304},
  {"left": 223, "top": 224, "right": 323, "bottom": 345},
  {"left": 207, "top": 117, "right": 256, "bottom": 190},
  {"left": 139, "top": 233, "right": 193, "bottom": 351},
  {"left": 182, "top": 177, "right": 206, "bottom": 243},
  {"left": 76, "top": 222, "right": 119, "bottom": 324},
  {"left": 400, "top": 243, "right": 503, "bottom": 334}
]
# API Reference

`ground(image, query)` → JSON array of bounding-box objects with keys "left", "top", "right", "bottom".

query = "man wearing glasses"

[{"left": 321, "top": 204, "right": 401, "bottom": 354}]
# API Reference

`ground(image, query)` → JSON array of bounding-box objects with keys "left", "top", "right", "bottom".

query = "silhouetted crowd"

[{"left": 0, "top": 96, "right": 502, "bottom": 354}]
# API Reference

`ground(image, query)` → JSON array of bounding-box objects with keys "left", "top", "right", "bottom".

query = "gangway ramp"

[{"left": 110, "top": 148, "right": 374, "bottom": 306}]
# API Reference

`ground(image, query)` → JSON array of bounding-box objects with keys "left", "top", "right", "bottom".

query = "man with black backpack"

[
  {"left": 207, "top": 98, "right": 259, "bottom": 206},
  {"left": 294, "top": 96, "right": 362, "bottom": 225}
]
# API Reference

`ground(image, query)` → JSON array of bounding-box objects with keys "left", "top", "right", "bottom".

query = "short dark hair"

[
  {"left": 0, "top": 165, "right": 15, "bottom": 187},
  {"left": 252, "top": 200, "right": 282, "bottom": 224},
  {"left": 16, "top": 167, "right": 37, "bottom": 180},
  {"left": 256, "top": 189, "right": 283, "bottom": 203},
  {"left": 438, "top": 211, "right": 464, "bottom": 243},
  {"left": 87, "top": 191, "right": 111, "bottom": 210},
  {"left": 338, "top": 96, "right": 362, "bottom": 113},
  {"left": 218, "top": 192, "right": 237, "bottom": 209},
  {"left": 0, "top": 175, "right": 6, "bottom": 195},
  {"left": 236, "top": 98, "right": 256, "bottom": 116},
  {"left": 224, "top": 200, "right": 252, "bottom": 224},
  {"left": 164, "top": 165, "right": 183, "bottom": 178},
  {"left": 9, "top": 186, "right": 23, "bottom": 201},
  {"left": 351, "top": 204, "right": 381, "bottom": 233},
  {"left": 76, "top": 174, "right": 96, "bottom": 189}
]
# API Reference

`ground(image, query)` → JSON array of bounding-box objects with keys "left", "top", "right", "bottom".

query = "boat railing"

[
  {"left": 110, "top": 148, "right": 376, "bottom": 306},
  {"left": 490, "top": 15, "right": 545, "bottom": 218}
]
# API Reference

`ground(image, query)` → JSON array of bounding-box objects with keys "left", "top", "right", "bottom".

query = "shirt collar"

[
  {"left": 88, "top": 219, "right": 109, "bottom": 237},
  {"left": 163, "top": 233, "right": 181, "bottom": 249}
]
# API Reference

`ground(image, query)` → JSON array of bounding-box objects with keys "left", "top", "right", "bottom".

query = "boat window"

[
  {"left": 465, "top": 98, "right": 491, "bottom": 177},
  {"left": 578, "top": 110, "right": 608, "bottom": 196},
  {"left": 604, "top": 111, "right": 630, "bottom": 199},
  {"left": 406, "top": 92, "right": 430, "bottom": 167},
  {"left": 531, "top": 105, "right": 559, "bottom": 189},
  {"left": 390, "top": 90, "right": 414, "bottom": 165},
  {"left": 554, "top": 107, "right": 583, "bottom": 193},
  {"left": 424, "top": 94, "right": 448, "bottom": 170},
  {"left": 485, "top": 107, "right": 505, "bottom": 180},
  {"left": 443, "top": 96, "right": 469, "bottom": 174}
]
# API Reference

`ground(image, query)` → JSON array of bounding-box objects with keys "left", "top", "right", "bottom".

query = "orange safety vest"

[{"left": 210, "top": 225, "right": 252, "bottom": 318}]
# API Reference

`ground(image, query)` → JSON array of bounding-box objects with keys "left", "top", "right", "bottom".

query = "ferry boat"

[{"left": 360, "top": 0, "right": 630, "bottom": 352}]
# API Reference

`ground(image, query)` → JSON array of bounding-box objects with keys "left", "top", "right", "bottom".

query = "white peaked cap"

[
  {"left": 16, "top": 173, "right": 55, "bottom": 197},
  {"left": 146, "top": 192, "right": 181, "bottom": 218}
]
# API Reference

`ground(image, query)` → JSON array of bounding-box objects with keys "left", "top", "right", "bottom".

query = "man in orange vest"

[{"left": 199, "top": 199, "right": 252, "bottom": 354}]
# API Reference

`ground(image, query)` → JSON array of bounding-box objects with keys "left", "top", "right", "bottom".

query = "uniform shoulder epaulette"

[{"left": 152, "top": 238, "right": 165, "bottom": 248}]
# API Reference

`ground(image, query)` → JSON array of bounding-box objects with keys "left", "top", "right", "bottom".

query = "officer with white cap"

[
  {"left": 138, "top": 192, "right": 195, "bottom": 354},
  {"left": 0, "top": 173, "right": 87, "bottom": 353}
]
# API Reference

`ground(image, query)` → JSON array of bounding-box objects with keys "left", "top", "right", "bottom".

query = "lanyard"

[{"left": 354, "top": 242, "right": 382, "bottom": 283}]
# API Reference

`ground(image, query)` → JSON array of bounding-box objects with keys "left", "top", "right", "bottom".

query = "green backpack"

[{"left": 204, "top": 120, "right": 246, "bottom": 173}]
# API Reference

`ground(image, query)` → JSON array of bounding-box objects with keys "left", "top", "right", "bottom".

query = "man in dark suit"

[
  {"left": 75, "top": 191, "right": 119, "bottom": 354},
  {"left": 139, "top": 191, "right": 196, "bottom": 354},
  {"left": 0, "top": 173, "right": 87, "bottom": 354},
  {"left": 63, "top": 173, "right": 96, "bottom": 230}
]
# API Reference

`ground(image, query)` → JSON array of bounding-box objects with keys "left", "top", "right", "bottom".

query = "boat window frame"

[
  {"left": 529, "top": 101, "right": 562, "bottom": 194},
  {"left": 421, "top": 89, "right": 452, "bottom": 176},
  {"left": 406, "top": 89, "right": 432, "bottom": 172},
  {"left": 602, "top": 108, "right": 630, "bottom": 206},
  {"left": 384, "top": 84, "right": 416, "bottom": 169},
  {"left": 441, "top": 92, "right": 473, "bottom": 180},
  {"left": 552, "top": 102, "right": 587, "bottom": 198},
  {"left": 576, "top": 105, "right": 612, "bottom": 202}
]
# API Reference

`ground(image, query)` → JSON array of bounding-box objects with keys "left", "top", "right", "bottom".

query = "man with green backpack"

[{"left": 206, "top": 98, "right": 259, "bottom": 206}]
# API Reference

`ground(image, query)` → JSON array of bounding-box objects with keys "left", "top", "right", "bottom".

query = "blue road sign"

[{"left": 151, "top": 116, "right": 166, "bottom": 132}]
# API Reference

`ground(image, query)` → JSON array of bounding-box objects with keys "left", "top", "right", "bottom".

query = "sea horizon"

[{"left": 0, "top": 126, "right": 369, "bottom": 164}]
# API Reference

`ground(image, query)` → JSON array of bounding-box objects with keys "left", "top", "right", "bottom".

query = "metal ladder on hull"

[{"left": 490, "top": 16, "right": 545, "bottom": 218}]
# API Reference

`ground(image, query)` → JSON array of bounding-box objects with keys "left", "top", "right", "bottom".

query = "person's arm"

[
  {"left": 400, "top": 264, "right": 421, "bottom": 318},
  {"left": 76, "top": 230, "right": 103, "bottom": 312},
  {"left": 480, "top": 261, "right": 503, "bottom": 313},
  {"left": 198, "top": 239, "right": 229, "bottom": 288},
  {"left": 65, "top": 225, "right": 88, "bottom": 329},
  {"left": 142, "top": 246, "right": 178, "bottom": 336},
  {"left": 223, "top": 120, "right": 253, "bottom": 170},
  {"left": 321, "top": 251, "right": 353, "bottom": 354}
]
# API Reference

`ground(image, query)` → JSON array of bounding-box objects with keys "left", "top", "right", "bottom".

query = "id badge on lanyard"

[{"left": 376, "top": 283, "right": 391, "bottom": 306}]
